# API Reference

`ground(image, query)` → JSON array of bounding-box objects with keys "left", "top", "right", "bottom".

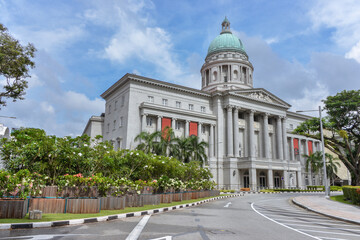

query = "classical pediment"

[{"left": 229, "top": 88, "right": 291, "bottom": 108}]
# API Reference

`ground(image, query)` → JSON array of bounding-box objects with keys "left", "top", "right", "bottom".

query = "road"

[{"left": 0, "top": 193, "right": 359, "bottom": 240}]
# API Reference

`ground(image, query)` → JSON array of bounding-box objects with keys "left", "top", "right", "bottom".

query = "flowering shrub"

[{"left": 0, "top": 169, "right": 46, "bottom": 199}]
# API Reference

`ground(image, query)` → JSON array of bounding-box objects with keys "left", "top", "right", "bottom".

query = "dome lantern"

[{"left": 221, "top": 16, "right": 231, "bottom": 34}]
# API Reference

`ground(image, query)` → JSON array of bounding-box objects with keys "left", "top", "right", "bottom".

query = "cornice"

[
  {"left": 140, "top": 102, "right": 217, "bottom": 121},
  {"left": 101, "top": 74, "right": 211, "bottom": 99}
]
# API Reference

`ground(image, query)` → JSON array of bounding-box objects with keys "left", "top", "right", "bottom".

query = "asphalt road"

[{"left": 1, "top": 193, "right": 359, "bottom": 240}]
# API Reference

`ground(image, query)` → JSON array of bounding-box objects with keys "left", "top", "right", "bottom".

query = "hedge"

[{"left": 342, "top": 186, "right": 360, "bottom": 205}]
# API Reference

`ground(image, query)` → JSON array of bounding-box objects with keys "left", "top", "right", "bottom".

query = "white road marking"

[
  {"left": 126, "top": 215, "right": 151, "bottom": 240},
  {"left": 273, "top": 219, "right": 359, "bottom": 228},
  {"left": 224, "top": 202, "right": 232, "bottom": 208},
  {"left": 285, "top": 223, "right": 360, "bottom": 232},
  {"left": 251, "top": 203, "right": 321, "bottom": 240},
  {"left": 297, "top": 229, "right": 360, "bottom": 237},
  {"left": 317, "top": 237, "right": 348, "bottom": 240},
  {"left": 0, "top": 234, "right": 96, "bottom": 240},
  {"left": 149, "top": 236, "right": 172, "bottom": 240}
]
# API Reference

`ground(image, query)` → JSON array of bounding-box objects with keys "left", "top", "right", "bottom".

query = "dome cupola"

[{"left": 201, "top": 17, "right": 254, "bottom": 92}]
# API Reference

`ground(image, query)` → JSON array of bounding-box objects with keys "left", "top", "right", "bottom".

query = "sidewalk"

[{"left": 292, "top": 195, "right": 360, "bottom": 225}]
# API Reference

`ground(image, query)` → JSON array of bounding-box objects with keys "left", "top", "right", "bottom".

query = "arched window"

[
  {"left": 213, "top": 71, "right": 217, "bottom": 81},
  {"left": 233, "top": 70, "right": 238, "bottom": 80}
]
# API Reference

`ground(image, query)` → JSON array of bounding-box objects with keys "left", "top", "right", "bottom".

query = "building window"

[
  {"left": 189, "top": 104, "right": 194, "bottom": 110},
  {"left": 116, "top": 138, "right": 121, "bottom": 150},
  {"left": 289, "top": 124, "right": 293, "bottom": 130},
  {"left": 238, "top": 112, "right": 244, "bottom": 119},
  {"left": 162, "top": 99, "right": 168, "bottom": 106},
  {"left": 201, "top": 106, "right": 206, "bottom": 113},
  {"left": 202, "top": 125, "right": 206, "bottom": 134},
  {"left": 107, "top": 123, "right": 110, "bottom": 133},
  {"left": 175, "top": 121, "right": 181, "bottom": 130},
  {"left": 113, "top": 120, "right": 116, "bottom": 130},
  {"left": 108, "top": 105, "right": 111, "bottom": 114},
  {"left": 176, "top": 101, "right": 181, "bottom": 108},
  {"left": 148, "top": 96, "right": 154, "bottom": 103},
  {"left": 121, "top": 96, "right": 125, "bottom": 107},
  {"left": 119, "top": 117, "right": 123, "bottom": 127},
  {"left": 114, "top": 101, "right": 118, "bottom": 110},
  {"left": 146, "top": 116, "right": 153, "bottom": 126}
]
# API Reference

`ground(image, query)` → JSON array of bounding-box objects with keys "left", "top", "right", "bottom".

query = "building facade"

[{"left": 84, "top": 18, "right": 322, "bottom": 190}]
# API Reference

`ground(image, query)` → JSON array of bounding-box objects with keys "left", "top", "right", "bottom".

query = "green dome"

[{"left": 207, "top": 32, "right": 246, "bottom": 57}]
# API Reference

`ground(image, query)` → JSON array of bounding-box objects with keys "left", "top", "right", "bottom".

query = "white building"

[{"left": 84, "top": 18, "right": 322, "bottom": 190}]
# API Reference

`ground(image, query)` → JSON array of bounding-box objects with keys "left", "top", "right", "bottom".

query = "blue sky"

[{"left": 1, "top": 0, "right": 360, "bottom": 136}]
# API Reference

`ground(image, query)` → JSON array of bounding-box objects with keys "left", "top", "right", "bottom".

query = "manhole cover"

[{"left": 209, "top": 230, "right": 235, "bottom": 234}]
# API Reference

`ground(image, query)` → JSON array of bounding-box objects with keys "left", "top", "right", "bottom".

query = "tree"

[
  {"left": 134, "top": 131, "right": 161, "bottom": 154},
  {"left": 188, "top": 135, "right": 208, "bottom": 166},
  {"left": 303, "top": 151, "right": 323, "bottom": 175},
  {"left": 294, "top": 90, "right": 360, "bottom": 185},
  {"left": 0, "top": 23, "right": 36, "bottom": 107},
  {"left": 325, "top": 154, "right": 340, "bottom": 186}
]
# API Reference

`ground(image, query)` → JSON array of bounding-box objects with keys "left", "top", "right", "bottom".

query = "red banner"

[
  {"left": 308, "top": 140, "right": 313, "bottom": 154},
  {"left": 293, "top": 138, "right": 299, "bottom": 155},
  {"left": 161, "top": 118, "right": 171, "bottom": 139},
  {"left": 189, "top": 122, "right": 198, "bottom": 136}
]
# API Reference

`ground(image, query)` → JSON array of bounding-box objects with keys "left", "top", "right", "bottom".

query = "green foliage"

[
  {"left": 135, "top": 129, "right": 209, "bottom": 165},
  {"left": 342, "top": 186, "right": 360, "bottom": 205},
  {"left": 0, "top": 169, "right": 47, "bottom": 199},
  {"left": 0, "top": 23, "right": 36, "bottom": 107},
  {"left": 0, "top": 128, "right": 215, "bottom": 194},
  {"left": 293, "top": 90, "right": 360, "bottom": 185}
]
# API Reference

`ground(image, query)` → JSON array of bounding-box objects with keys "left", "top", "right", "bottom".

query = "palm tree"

[
  {"left": 171, "top": 137, "right": 191, "bottom": 163},
  {"left": 155, "top": 127, "right": 176, "bottom": 156},
  {"left": 325, "top": 153, "right": 340, "bottom": 186},
  {"left": 188, "top": 135, "right": 209, "bottom": 166},
  {"left": 134, "top": 131, "right": 161, "bottom": 154},
  {"left": 303, "top": 151, "right": 323, "bottom": 175}
]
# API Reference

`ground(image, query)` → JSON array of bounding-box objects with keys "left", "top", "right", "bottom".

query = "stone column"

[
  {"left": 263, "top": 113, "right": 270, "bottom": 159},
  {"left": 268, "top": 169, "right": 273, "bottom": 189},
  {"left": 209, "top": 124, "right": 214, "bottom": 158},
  {"left": 141, "top": 114, "right": 147, "bottom": 132},
  {"left": 276, "top": 116, "right": 283, "bottom": 160},
  {"left": 157, "top": 116, "right": 162, "bottom": 132},
  {"left": 297, "top": 171, "right": 303, "bottom": 189},
  {"left": 284, "top": 170, "right": 289, "bottom": 189},
  {"left": 290, "top": 137, "right": 295, "bottom": 161},
  {"left": 250, "top": 168, "right": 257, "bottom": 191},
  {"left": 185, "top": 120, "right": 190, "bottom": 138},
  {"left": 198, "top": 122, "right": 202, "bottom": 142},
  {"left": 226, "top": 105, "right": 233, "bottom": 157},
  {"left": 305, "top": 140, "right": 312, "bottom": 183},
  {"left": 248, "top": 110, "right": 255, "bottom": 158},
  {"left": 172, "top": 118, "right": 177, "bottom": 131},
  {"left": 282, "top": 117, "right": 289, "bottom": 161},
  {"left": 233, "top": 107, "right": 240, "bottom": 157}
]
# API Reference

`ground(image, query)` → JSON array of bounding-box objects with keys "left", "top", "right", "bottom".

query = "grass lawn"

[
  {"left": 330, "top": 195, "right": 354, "bottom": 205},
  {"left": 0, "top": 196, "right": 220, "bottom": 224}
]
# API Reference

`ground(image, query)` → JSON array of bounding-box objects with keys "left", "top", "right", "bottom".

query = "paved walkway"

[{"left": 293, "top": 195, "right": 360, "bottom": 225}]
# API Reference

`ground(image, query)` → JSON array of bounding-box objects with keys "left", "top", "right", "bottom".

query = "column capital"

[
  {"left": 224, "top": 104, "right": 234, "bottom": 110},
  {"left": 158, "top": 115, "right": 163, "bottom": 119},
  {"left": 234, "top": 107, "right": 240, "bottom": 112},
  {"left": 211, "top": 123, "right": 216, "bottom": 127},
  {"left": 185, "top": 120, "right": 190, "bottom": 123},
  {"left": 249, "top": 109, "right": 256, "bottom": 114},
  {"left": 172, "top": 117, "right": 177, "bottom": 120},
  {"left": 198, "top": 122, "right": 203, "bottom": 125},
  {"left": 142, "top": 113, "right": 148, "bottom": 117},
  {"left": 264, "top": 112, "right": 270, "bottom": 117}
]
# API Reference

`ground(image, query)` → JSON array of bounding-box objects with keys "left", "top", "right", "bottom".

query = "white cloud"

[
  {"left": 345, "top": 40, "right": 360, "bottom": 63},
  {"left": 84, "top": 0, "right": 191, "bottom": 84},
  {"left": 40, "top": 102, "right": 55, "bottom": 114},
  {"left": 62, "top": 91, "right": 104, "bottom": 113},
  {"left": 309, "top": 0, "right": 360, "bottom": 63}
]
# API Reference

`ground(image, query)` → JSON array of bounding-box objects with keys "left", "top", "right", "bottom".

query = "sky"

[{"left": 0, "top": 0, "right": 360, "bottom": 137}]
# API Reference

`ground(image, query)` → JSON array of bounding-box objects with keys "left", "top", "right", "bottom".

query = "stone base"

[{"left": 29, "top": 210, "right": 42, "bottom": 220}]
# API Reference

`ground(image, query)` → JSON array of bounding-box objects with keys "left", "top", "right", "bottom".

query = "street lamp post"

[{"left": 296, "top": 106, "right": 329, "bottom": 198}]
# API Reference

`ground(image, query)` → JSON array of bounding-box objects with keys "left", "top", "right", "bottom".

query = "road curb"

[
  {"left": 292, "top": 197, "right": 360, "bottom": 225},
  {"left": 0, "top": 194, "right": 242, "bottom": 230}
]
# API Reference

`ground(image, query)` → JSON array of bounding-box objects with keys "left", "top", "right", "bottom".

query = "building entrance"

[
  {"left": 259, "top": 171, "right": 266, "bottom": 188},
  {"left": 274, "top": 172, "right": 281, "bottom": 188},
  {"left": 244, "top": 171, "right": 249, "bottom": 188}
]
